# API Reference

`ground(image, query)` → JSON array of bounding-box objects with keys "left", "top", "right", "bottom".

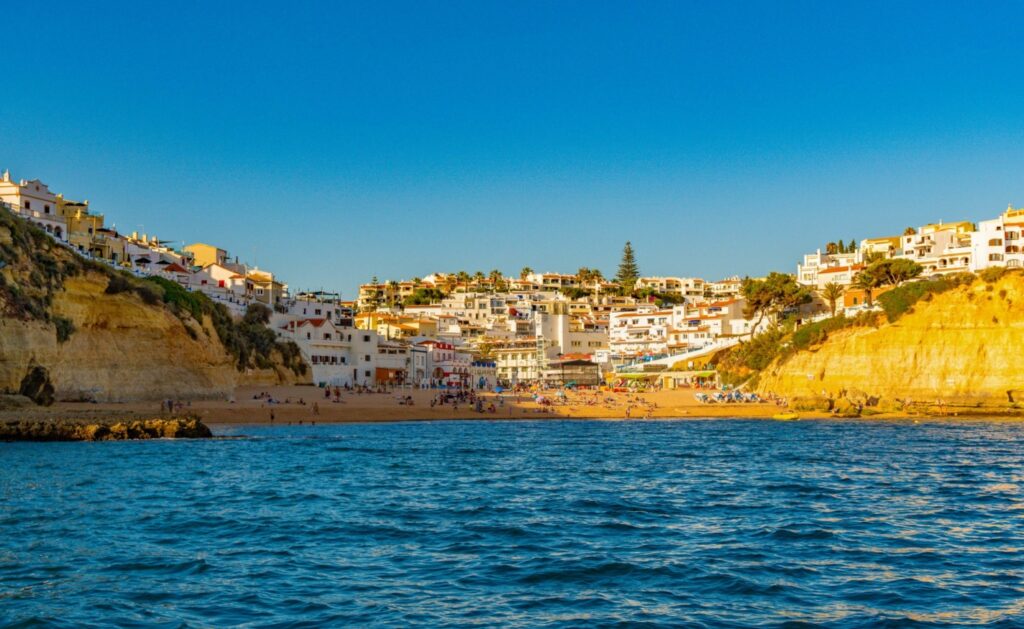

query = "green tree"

[
  {"left": 852, "top": 266, "right": 883, "bottom": 306},
  {"left": 741, "top": 272, "right": 812, "bottom": 339},
  {"left": 826, "top": 241, "right": 839, "bottom": 255},
  {"left": 870, "top": 258, "right": 923, "bottom": 287},
  {"left": 615, "top": 241, "right": 640, "bottom": 290},
  {"left": 403, "top": 287, "right": 447, "bottom": 305},
  {"left": 903, "top": 226, "right": 917, "bottom": 236},
  {"left": 848, "top": 239, "right": 857, "bottom": 253},
  {"left": 386, "top": 280, "right": 400, "bottom": 309},
  {"left": 488, "top": 269, "right": 505, "bottom": 292},
  {"left": 821, "top": 282, "right": 845, "bottom": 317},
  {"left": 520, "top": 266, "right": 533, "bottom": 280}
]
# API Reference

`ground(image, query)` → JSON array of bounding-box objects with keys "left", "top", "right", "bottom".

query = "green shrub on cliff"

[
  {"left": 789, "top": 315, "right": 852, "bottom": 352},
  {"left": 0, "top": 208, "right": 306, "bottom": 377},
  {"left": 876, "top": 274, "right": 974, "bottom": 323},
  {"left": 53, "top": 316, "right": 76, "bottom": 343},
  {"left": 0, "top": 209, "right": 95, "bottom": 322},
  {"left": 143, "top": 276, "right": 207, "bottom": 320}
]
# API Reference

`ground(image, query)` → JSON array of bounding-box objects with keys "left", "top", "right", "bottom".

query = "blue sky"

[{"left": 4, "top": 1, "right": 1024, "bottom": 296}]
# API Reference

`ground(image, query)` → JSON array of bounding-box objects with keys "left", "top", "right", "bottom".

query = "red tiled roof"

[{"left": 819, "top": 264, "right": 864, "bottom": 274}]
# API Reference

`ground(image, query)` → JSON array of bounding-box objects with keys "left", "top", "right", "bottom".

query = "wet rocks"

[
  {"left": 19, "top": 366, "right": 55, "bottom": 407},
  {"left": 0, "top": 417, "right": 213, "bottom": 441}
]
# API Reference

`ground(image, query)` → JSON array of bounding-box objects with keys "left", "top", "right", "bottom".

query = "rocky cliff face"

[
  {"left": 757, "top": 273, "right": 1024, "bottom": 411},
  {"left": 0, "top": 211, "right": 308, "bottom": 403}
]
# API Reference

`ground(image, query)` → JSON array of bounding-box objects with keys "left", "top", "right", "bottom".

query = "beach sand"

[{"left": 4, "top": 386, "right": 793, "bottom": 426}]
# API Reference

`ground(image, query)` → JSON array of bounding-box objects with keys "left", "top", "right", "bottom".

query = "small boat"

[{"left": 772, "top": 412, "right": 799, "bottom": 421}]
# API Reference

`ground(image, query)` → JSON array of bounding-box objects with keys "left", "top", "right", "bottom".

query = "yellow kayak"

[{"left": 772, "top": 412, "right": 799, "bottom": 421}]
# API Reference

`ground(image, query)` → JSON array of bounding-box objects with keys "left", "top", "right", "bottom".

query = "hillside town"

[{"left": 3, "top": 168, "right": 1022, "bottom": 392}]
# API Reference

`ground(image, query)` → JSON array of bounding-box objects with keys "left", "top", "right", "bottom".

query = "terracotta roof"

[{"left": 819, "top": 264, "right": 864, "bottom": 274}]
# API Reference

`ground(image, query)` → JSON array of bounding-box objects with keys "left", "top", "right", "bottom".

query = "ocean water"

[{"left": 2, "top": 420, "right": 1024, "bottom": 628}]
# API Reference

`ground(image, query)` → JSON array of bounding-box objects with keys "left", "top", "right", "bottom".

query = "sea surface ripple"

[{"left": 3, "top": 419, "right": 1024, "bottom": 627}]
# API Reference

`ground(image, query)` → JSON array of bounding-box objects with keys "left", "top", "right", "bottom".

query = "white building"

[
  {"left": 797, "top": 250, "right": 860, "bottom": 287},
  {"left": 0, "top": 170, "right": 67, "bottom": 241},
  {"left": 972, "top": 206, "right": 1024, "bottom": 271},
  {"left": 634, "top": 276, "right": 705, "bottom": 298},
  {"left": 274, "top": 298, "right": 380, "bottom": 387},
  {"left": 896, "top": 221, "right": 974, "bottom": 276},
  {"left": 410, "top": 340, "right": 470, "bottom": 388}
]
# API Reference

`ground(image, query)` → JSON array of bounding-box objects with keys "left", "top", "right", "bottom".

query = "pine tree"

[{"left": 615, "top": 241, "right": 640, "bottom": 290}]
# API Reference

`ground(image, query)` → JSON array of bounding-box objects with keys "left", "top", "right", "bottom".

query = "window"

[
  {"left": 989, "top": 239, "right": 1004, "bottom": 246},
  {"left": 363, "top": 335, "right": 370, "bottom": 342},
  {"left": 364, "top": 355, "right": 371, "bottom": 362},
  {"left": 365, "top": 370, "right": 371, "bottom": 378},
  {"left": 24, "top": 201, "right": 30, "bottom": 209},
  {"left": 315, "top": 309, "right": 321, "bottom": 315},
  {"left": 989, "top": 253, "right": 1004, "bottom": 262},
  {"left": 44, "top": 205, "right": 50, "bottom": 214},
  {"left": 324, "top": 333, "right": 331, "bottom": 340},
  {"left": 306, "top": 332, "right": 311, "bottom": 339}
]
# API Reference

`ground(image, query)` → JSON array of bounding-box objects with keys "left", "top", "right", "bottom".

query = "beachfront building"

[
  {"left": 542, "top": 356, "right": 602, "bottom": 386},
  {"left": 469, "top": 360, "right": 497, "bottom": 390},
  {"left": 376, "top": 340, "right": 410, "bottom": 385},
  {"left": 493, "top": 338, "right": 550, "bottom": 384},
  {"left": 410, "top": 340, "right": 471, "bottom": 388},
  {"left": 0, "top": 170, "right": 67, "bottom": 241},
  {"left": 276, "top": 317, "right": 378, "bottom": 387}
]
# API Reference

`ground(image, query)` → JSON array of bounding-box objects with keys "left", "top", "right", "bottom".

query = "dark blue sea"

[{"left": 3, "top": 419, "right": 1024, "bottom": 628}]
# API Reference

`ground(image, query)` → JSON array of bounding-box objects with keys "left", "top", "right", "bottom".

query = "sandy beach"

[{"left": 4, "top": 386, "right": 792, "bottom": 426}]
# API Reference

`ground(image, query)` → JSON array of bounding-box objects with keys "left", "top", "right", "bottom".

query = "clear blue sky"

[{"left": 4, "top": 1, "right": 1024, "bottom": 296}]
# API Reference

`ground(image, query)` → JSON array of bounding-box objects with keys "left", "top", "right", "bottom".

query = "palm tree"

[
  {"left": 821, "top": 282, "right": 844, "bottom": 317},
  {"left": 852, "top": 268, "right": 881, "bottom": 307},
  {"left": 386, "top": 280, "right": 400, "bottom": 309},
  {"left": 488, "top": 269, "right": 504, "bottom": 292},
  {"left": 520, "top": 266, "right": 533, "bottom": 280}
]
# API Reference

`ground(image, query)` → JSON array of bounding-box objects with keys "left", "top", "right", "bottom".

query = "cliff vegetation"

[
  {"left": 716, "top": 269, "right": 1024, "bottom": 415},
  {"left": 0, "top": 209, "right": 308, "bottom": 403}
]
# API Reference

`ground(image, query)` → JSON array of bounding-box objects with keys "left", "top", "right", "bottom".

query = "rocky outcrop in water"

[{"left": 0, "top": 417, "right": 213, "bottom": 441}]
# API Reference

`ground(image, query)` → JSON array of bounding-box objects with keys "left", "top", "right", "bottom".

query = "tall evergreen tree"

[{"left": 615, "top": 241, "right": 640, "bottom": 290}]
